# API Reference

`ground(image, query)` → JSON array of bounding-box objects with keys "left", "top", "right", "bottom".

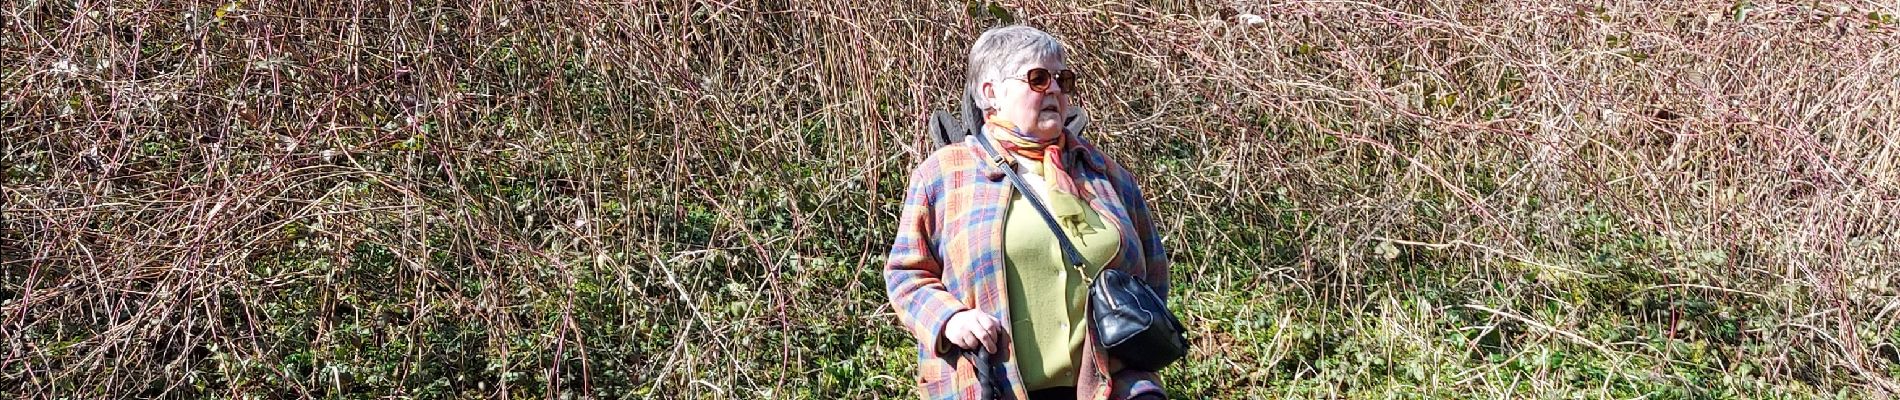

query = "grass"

[{"left": 4, "top": 0, "right": 1900, "bottom": 398}]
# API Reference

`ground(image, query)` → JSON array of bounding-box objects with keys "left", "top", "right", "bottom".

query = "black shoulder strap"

[
  {"left": 927, "top": 110, "right": 961, "bottom": 149},
  {"left": 969, "top": 128, "right": 1089, "bottom": 269}
]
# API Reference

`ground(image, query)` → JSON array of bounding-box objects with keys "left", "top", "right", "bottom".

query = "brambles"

[{"left": 3, "top": 0, "right": 1898, "bottom": 398}]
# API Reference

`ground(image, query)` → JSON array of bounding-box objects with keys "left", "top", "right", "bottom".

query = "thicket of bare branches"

[{"left": 3, "top": 0, "right": 1898, "bottom": 398}]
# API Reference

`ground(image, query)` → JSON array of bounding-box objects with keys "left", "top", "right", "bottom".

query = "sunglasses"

[{"left": 1008, "top": 68, "right": 1078, "bottom": 94}]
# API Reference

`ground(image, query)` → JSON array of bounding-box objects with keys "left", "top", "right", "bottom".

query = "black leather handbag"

[
  {"left": 966, "top": 126, "right": 1190, "bottom": 372},
  {"left": 1088, "top": 267, "right": 1189, "bottom": 370}
]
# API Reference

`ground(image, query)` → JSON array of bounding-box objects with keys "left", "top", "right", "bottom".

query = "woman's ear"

[{"left": 981, "top": 82, "right": 996, "bottom": 104}]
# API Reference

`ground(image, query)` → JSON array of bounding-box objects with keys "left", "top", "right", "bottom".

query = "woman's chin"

[{"left": 1034, "top": 117, "right": 1065, "bottom": 133}]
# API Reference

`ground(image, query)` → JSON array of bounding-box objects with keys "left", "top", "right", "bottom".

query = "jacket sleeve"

[
  {"left": 1112, "top": 369, "right": 1167, "bottom": 399},
  {"left": 884, "top": 156, "right": 968, "bottom": 356},
  {"left": 1115, "top": 164, "right": 1172, "bottom": 302}
]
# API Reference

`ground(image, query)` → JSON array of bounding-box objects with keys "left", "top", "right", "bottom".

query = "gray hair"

[{"left": 965, "top": 25, "right": 1068, "bottom": 112}]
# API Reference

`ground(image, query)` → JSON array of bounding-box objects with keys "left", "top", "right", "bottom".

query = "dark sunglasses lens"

[
  {"left": 1055, "top": 71, "right": 1076, "bottom": 93},
  {"left": 1026, "top": 69, "right": 1052, "bottom": 91}
]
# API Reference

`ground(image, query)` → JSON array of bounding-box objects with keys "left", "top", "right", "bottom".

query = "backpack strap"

[{"left": 927, "top": 109, "right": 961, "bottom": 149}]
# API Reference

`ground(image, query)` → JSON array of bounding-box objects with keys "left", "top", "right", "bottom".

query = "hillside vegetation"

[{"left": 4, "top": 0, "right": 1900, "bottom": 398}]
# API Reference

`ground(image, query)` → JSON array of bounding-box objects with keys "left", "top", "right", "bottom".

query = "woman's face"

[{"left": 985, "top": 57, "right": 1071, "bottom": 141}]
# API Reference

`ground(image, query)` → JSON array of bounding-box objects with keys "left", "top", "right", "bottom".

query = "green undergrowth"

[{"left": 8, "top": 0, "right": 1900, "bottom": 399}]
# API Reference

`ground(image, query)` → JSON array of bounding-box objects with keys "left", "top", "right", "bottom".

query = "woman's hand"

[{"left": 944, "top": 310, "right": 1006, "bottom": 353}]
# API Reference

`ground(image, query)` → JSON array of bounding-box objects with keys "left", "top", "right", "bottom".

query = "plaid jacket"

[{"left": 885, "top": 133, "right": 1171, "bottom": 400}]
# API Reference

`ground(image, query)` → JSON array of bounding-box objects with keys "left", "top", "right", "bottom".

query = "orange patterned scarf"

[{"left": 986, "top": 116, "right": 1096, "bottom": 241}]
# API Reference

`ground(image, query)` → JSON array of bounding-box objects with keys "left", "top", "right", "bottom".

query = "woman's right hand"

[{"left": 944, "top": 310, "right": 1006, "bottom": 353}]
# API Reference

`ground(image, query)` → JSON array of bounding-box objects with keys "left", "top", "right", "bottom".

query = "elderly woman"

[{"left": 885, "top": 25, "right": 1172, "bottom": 400}]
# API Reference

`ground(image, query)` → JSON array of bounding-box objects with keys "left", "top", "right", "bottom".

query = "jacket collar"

[{"left": 972, "top": 133, "right": 1109, "bottom": 182}]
